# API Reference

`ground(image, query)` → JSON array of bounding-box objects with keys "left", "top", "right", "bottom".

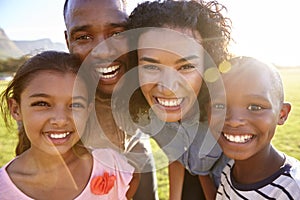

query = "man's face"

[{"left": 64, "top": 0, "right": 129, "bottom": 95}]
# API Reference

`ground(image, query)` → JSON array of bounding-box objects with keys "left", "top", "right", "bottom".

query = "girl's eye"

[
  {"left": 31, "top": 101, "right": 50, "bottom": 107},
  {"left": 142, "top": 64, "right": 160, "bottom": 71},
  {"left": 212, "top": 103, "right": 225, "bottom": 109},
  {"left": 71, "top": 102, "right": 85, "bottom": 109},
  {"left": 247, "top": 104, "right": 262, "bottom": 111}
]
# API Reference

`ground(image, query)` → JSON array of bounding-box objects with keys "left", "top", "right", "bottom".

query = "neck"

[
  {"left": 232, "top": 145, "right": 285, "bottom": 184},
  {"left": 96, "top": 89, "right": 112, "bottom": 100},
  {"left": 21, "top": 144, "right": 88, "bottom": 171}
]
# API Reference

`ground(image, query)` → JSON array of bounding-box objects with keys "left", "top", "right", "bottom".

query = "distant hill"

[
  {"left": 15, "top": 38, "right": 67, "bottom": 56},
  {"left": 0, "top": 28, "right": 23, "bottom": 59},
  {"left": 0, "top": 28, "right": 67, "bottom": 60}
]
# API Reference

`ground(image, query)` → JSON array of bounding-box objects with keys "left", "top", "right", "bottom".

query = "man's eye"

[
  {"left": 75, "top": 35, "right": 91, "bottom": 41},
  {"left": 111, "top": 31, "right": 123, "bottom": 38},
  {"left": 212, "top": 103, "right": 225, "bottom": 109},
  {"left": 31, "top": 101, "right": 50, "bottom": 107},
  {"left": 142, "top": 65, "right": 159, "bottom": 71},
  {"left": 247, "top": 104, "right": 262, "bottom": 111}
]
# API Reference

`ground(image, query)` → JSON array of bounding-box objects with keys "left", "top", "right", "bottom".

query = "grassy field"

[{"left": 0, "top": 67, "right": 299, "bottom": 200}]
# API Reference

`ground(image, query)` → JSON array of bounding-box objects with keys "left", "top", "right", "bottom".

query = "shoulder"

[
  {"left": 0, "top": 159, "right": 32, "bottom": 199},
  {"left": 285, "top": 155, "right": 300, "bottom": 186}
]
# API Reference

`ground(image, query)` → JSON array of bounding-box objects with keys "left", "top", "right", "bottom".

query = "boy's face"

[
  {"left": 64, "top": 0, "right": 128, "bottom": 95},
  {"left": 208, "top": 61, "right": 290, "bottom": 161},
  {"left": 137, "top": 28, "right": 204, "bottom": 122}
]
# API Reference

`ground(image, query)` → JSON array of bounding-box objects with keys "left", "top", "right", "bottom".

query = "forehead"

[
  {"left": 222, "top": 59, "right": 282, "bottom": 103},
  {"left": 138, "top": 28, "right": 204, "bottom": 58},
  {"left": 24, "top": 70, "right": 88, "bottom": 95},
  {"left": 65, "top": 0, "right": 126, "bottom": 27}
]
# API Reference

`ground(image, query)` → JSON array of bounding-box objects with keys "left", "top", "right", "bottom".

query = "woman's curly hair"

[
  {"left": 122, "top": 0, "right": 232, "bottom": 123},
  {"left": 128, "top": 0, "right": 232, "bottom": 65}
]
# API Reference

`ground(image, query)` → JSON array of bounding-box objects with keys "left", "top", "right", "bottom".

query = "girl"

[
  {"left": 0, "top": 51, "right": 135, "bottom": 199},
  {"left": 116, "top": 1, "right": 232, "bottom": 199}
]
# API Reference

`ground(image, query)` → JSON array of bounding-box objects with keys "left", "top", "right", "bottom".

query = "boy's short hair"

[{"left": 229, "top": 56, "right": 284, "bottom": 105}]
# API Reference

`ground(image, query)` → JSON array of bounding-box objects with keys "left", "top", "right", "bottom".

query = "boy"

[{"left": 208, "top": 56, "right": 300, "bottom": 199}]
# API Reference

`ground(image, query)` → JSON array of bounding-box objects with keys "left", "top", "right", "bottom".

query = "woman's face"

[{"left": 137, "top": 28, "right": 204, "bottom": 122}]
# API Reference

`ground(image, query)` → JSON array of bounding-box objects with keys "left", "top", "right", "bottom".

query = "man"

[{"left": 63, "top": 0, "right": 158, "bottom": 199}]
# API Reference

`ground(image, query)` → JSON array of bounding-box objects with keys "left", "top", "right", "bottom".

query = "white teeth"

[
  {"left": 223, "top": 133, "right": 253, "bottom": 143},
  {"left": 49, "top": 132, "right": 70, "bottom": 139},
  {"left": 96, "top": 65, "right": 120, "bottom": 74},
  {"left": 96, "top": 65, "right": 120, "bottom": 79},
  {"left": 157, "top": 98, "right": 183, "bottom": 107},
  {"left": 99, "top": 70, "right": 119, "bottom": 79}
]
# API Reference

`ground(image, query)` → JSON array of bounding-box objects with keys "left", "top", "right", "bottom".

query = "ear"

[
  {"left": 277, "top": 102, "right": 291, "bottom": 125},
  {"left": 8, "top": 98, "right": 22, "bottom": 121},
  {"left": 64, "top": 30, "right": 70, "bottom": 49}
]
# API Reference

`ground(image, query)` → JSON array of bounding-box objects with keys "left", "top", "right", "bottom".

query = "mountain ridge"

[{"left": 0, "top": 28, "right": 67, "bottom": 60}]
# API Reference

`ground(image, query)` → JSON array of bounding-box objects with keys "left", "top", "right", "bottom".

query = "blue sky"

[{"left": 1, "top": 0, "right": 300, "bottom": 66}]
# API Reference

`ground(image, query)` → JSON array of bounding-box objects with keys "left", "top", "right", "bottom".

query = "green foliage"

[{"left": 0, "top": 55, "right": 29, "bottom": 72}]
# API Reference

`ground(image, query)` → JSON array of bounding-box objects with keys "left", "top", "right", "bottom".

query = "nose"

[
  {"left": 157, "top": 67, "right": 180, "bottom": 95},
  {"left": 91, "top": 37, "right": 117, "bottom": 60},
  {"left": 225, "top": 108, "right": 246, "bottom": 127},
  {"left": 50, "top": 107, "right": 70, "bottom": 127}
]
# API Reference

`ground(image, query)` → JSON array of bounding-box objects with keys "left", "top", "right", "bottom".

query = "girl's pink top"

[{"left": 0, "top": 148, "right": 134, "bottom": 200}]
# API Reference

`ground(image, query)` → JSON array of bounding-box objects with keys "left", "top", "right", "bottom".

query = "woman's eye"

[
  {"left": 212, "top": 103, "right": 225, "bottom": 109},
  {"left": 31, "top": 101, "right": 50, "bottom": 107},
  {"left": 179, "top": 64, "right": 196, "bottom": 71},
  {"left": 247, "top": 104, "right": 262, "bottom": 111},
  {"left": 142, "top": 65, "right": 159, "bottom": 71}
]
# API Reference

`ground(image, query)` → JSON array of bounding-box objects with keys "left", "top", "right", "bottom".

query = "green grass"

[{"left": 0, "top": 68, "right": 299, "bottom": 200}]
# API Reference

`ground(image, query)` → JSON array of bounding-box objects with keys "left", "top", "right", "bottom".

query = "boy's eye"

[
  {"left": 31, "top": 101, "right": 50, "bottom": 107},
  {"left": 247, "top": 104, "right": 262, "bottom": 111},
  {"left": 212, "top": 103, "right": 225, "bottom": 109}
]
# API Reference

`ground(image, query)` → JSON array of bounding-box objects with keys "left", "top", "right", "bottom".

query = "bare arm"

[
  {"left": 169, "top": 161, "right": 185, "bottom": 200},
  {"left": 126, "top": 172, "right": 140, "bottom": 199},
  {"left": 198, "top": 174, "right": 217, "bottom": 200}
]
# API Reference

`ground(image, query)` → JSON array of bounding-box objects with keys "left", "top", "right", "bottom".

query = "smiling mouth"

[
  {"left": 47, "top": 132, "right": 71, "bottom": 139},
  {"left": 96, "top": 65, "right": 120, "bottom": 79},
  {"left": 222, "top": 132, "right": 254, "bottom": 143},
  {"left": 156, "top": 97, "right": 183, "bottom": 107}
]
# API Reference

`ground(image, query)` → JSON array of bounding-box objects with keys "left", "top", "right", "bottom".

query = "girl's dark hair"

[
  {"left": 125, "top": 0, "right": 232, "bottom": 123},
  {"left": 0, "top": 51, "right": 93, "bottom": 155}
]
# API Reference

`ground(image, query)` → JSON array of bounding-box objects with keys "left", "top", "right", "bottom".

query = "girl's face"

[
  {"left": 137, "top": 28, "right": 204, "bottom": 122},
  {"left": 11, "top": 70, "right": 92, "bottom": 156}
]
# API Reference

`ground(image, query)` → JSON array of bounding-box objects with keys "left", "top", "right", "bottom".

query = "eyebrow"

[
  {"left": 139, "top": 55, "right": 201, "bottom": 64},
  {"left": 70, "top": 21, "right": 126, "bottom": 34},
  {"left": 70, "top": 25, "right": 91, "bottom": 36},
  {"left": 29, "top": 93, "right": 88, "bottom": 102},
  {"left": 244, "top": 94, "right": 270, "bottom": 102}
]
